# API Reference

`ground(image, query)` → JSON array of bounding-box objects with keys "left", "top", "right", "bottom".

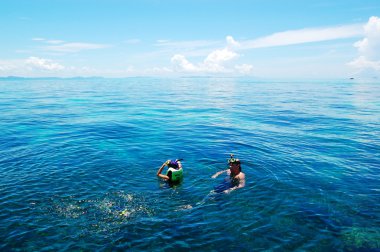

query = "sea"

[{"left": 0, "top": 77, "right": 379, "bottom": 251}]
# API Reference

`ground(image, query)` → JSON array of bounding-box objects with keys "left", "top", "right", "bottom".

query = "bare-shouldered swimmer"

[{"left": 212, "top": 154, "right": 245, "bottom": 193}]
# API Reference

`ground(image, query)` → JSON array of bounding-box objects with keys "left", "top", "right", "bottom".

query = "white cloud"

[
  {"left": 152, "top": 39, "right": 223, "bottom": 60},
  {"left": 348, "top": 56, "right": 380, "bottom": 71},
  {"left": 349, "top": 16, "right": 380, "bottom": 72},
  {"left": 170, "top": 36, "right": 243, "bottom": 74},
  {"left": 31, "top": 38, "right": 109, "bottom": 53},
  {"left": 204, "top": 47, "right": 238, "bottom": 65},
  {"left": 25, "top": 57, "right": 65, "bottom": 70},
  {"left": 136, "top": 39, "right": 224, "bottom": 63},
  {"left": 242, "top": 24, "right": 364, "bottom": 49},
  {"left": 32, "top": 38, "right": 65, "bottom": 44},
  {"left": 148, "top": 67, "right": 173, "bottom": 74},
  {"left": 168, "top": 23, "right": 365, "bottom": 75},
  {"left": 171, "top": 54, "right": 199, "bottom": 72},
  {"left": 235, "top": 64, "right": 254, "bottom": 74},
  {"left": 45, "top": 42, "right": 109, "bottom": 53},
  {"left": 0, "top": 60, "right": 17, "bottom": 72},
  {"left": 203, "top": 47, "right": 238, "bottom": 72},
  {"left": 0, "top": 57, "right": 65, "bottom": 76},
  {"left": 0, "top": 57, "right": 146, "bottom": 77},
  {"left": 355, "top": 16, "right": 380, "bottom": 59},
  {"left": 46, "top": 40, "right": 65, "bottom": 44},
  {"left": 226, "top": 35, "right": 240, "bottom": 48},
  {"left": 155, "top": 39, "right": 221, "bottom": 51}
]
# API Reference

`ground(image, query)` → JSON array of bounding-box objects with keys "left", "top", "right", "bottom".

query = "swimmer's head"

[
  {"left": 167, "top": 159, "right": 183, "bottom": 169},
  {"left": 228, "top": 155, "right": 241, "bottom": 176}
]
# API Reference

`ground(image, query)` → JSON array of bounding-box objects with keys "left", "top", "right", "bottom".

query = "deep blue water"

[{"left": 0, "top": 77, "right": 379, "bottom": 251}]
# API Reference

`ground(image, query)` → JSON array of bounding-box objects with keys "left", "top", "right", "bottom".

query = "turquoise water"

[{"left": 0, "top": 77, "right": 379, "bottom": 251}]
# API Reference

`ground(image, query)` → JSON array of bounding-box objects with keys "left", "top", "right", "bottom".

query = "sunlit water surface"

[{"left": 0, "top": 78, "right": 379, "bottom": 251}]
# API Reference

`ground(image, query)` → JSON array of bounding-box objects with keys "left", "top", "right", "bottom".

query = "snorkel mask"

[{"left": 227, "top": 154, "right": 237, "bottom": 164}]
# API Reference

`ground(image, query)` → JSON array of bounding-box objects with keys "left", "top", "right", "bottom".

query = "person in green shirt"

[{"left": 157, "top": 159, "right": 183, "bottom": 183}]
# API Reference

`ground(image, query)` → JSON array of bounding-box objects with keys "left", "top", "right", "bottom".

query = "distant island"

[{"left": 0, "top": 76, "right": 105, "bottom": 81}]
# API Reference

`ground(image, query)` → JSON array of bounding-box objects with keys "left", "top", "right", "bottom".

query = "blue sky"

[{"left": 1, "top": 0, "right": 379, "bottom": 78}]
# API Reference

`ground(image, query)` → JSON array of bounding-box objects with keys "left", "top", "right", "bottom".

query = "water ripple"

[{"left": 0, "top": 78, "right": 379, "bottom": 251}]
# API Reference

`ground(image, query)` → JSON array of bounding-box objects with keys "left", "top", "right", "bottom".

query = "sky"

[{"left": 0, "top": 0, "right": 380, "bottom": 78}]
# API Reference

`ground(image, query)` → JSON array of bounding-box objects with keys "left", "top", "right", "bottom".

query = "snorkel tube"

[{"left": 228, "top": 154, "right": 237, "bottom": 164}]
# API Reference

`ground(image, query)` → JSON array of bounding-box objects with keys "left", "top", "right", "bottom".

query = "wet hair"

[{"left": 167, "top": 160, "right": 179, "bottom": 169}]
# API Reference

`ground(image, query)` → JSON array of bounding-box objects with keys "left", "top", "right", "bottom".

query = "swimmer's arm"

[
  {"left": 157, "top": 161, "right": 170, "bottom": 180},
  {"left": 224, "top": 174, "right": 245, "bottom": 193},
  {"left": 223, "top": 184, "right": 243, "bottom": 194},
  {"left": 239, "top": 173, "right": 246, "bottom": 188},
  {"left": 212, "top": 169, "right": 228, "bottom": 178},
  {"left": 157, "top": 173, "right": 169, "bottom": 180},
  {"left": 223, "top": 187, "right": 236, "bottom": 194}
]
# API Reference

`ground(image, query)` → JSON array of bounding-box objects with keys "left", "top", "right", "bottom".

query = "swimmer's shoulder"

[{"left": 237, "top": 172, "right": 245, "bottom": 180}]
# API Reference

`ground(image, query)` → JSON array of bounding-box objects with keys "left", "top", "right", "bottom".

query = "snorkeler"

[
  {"left": 156, "top": 159, "right": 183, "bottom": 183},
  {"left": 212, "top": 154, "right": 246, "bottom": 193}
]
